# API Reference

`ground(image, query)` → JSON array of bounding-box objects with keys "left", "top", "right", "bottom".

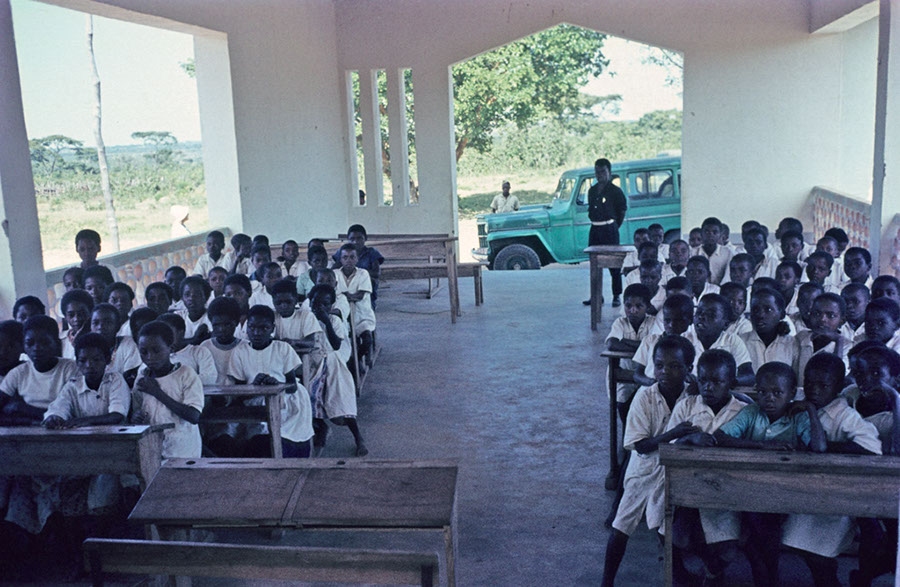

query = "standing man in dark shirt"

[{"left": 583, "top": 158, "right": 627, "bottom": 307}]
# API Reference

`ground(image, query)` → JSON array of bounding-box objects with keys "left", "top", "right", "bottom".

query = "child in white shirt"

[
  {"left": 176, "top": 275, "right": 212, "bottom": 343},
  {"left": 90, "top": 303, "right": 142, "bottom": 375},
  {"left": 248, "top": 262, "right": 283, "bottom": 309},
  {"left": 606, "top": 284, "right": 658, "bottom": 414},
  {"left": 336, "top": 243, "right": 376, "bottom": 367},
  {"left": 278, "top": 239, "right": 308, "bottom": 279},
  {"left": 60, "top": 289, "right": 93, "bottom": 360},
  {"left": 158, "top": 313, "right": 217, "bottom": 385},
  {"left": 192, "top": 230, "right": 227, "bottom": 278}
]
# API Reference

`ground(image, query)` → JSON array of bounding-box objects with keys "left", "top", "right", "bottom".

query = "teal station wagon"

[{"left": 473, "top": 155, "right": 682, "bottom": 270}]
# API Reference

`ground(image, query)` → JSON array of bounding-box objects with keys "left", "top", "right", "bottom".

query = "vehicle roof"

[{"left": 564, "top": 155, "right": 681, "bottom": 177}]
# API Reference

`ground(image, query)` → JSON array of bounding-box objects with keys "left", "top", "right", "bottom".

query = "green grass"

[
  {"left": 458, "top": 189, "right": 555, "bottom": 218},
  {"left": 456, "top": 168, "right": 561, "bottom": 218}
]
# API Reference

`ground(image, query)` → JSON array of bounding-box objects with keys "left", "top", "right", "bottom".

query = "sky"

[{"left": 10, "top": 1, "right": 681, "bottom": 148}]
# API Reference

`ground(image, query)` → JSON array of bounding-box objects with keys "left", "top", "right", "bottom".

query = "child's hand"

[
  {"left": 677, "top": 432, "right": 716, "bottom": 447},
  {"left": 788, "top": 400, "right": 814, "bottom": 416},
  {"left": 671, "top": 421, "right": 701, "bottom": 438},
  {"left": 2, "top": 398, "right": 24, "bottom": 416},
  {"left": 193, "top": 324, "right": 211, "bottom": 342},
  {"left": 43, "top": 415, "right": 69, "bottom": 429},
  {"left": 811, "top": 331, "right": 840, "bottom": 345},
  {"left": 283, "top": 383, "right": 297, "bottom": 394},
  {"left": 252, "top": 373, "right": 279, "bottom": 386},
  {"left": 136, "top": 377, "right": 164, "bottom": 399},
  {"left": 131, "top": 410, "right": 150, "bottom": 425}
]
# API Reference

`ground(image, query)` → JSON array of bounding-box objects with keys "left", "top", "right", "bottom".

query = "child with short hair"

[
  {"left": 308, "top": 268, "right": 352, "bottom": 325},
  {"left": 83, "top": 265, "right": 114, "bottom": 306},
  {"left": 720, "top": 282, "right": 752, "bottom": 336},
  {"left": 803, "top": 250, "right": 839, "bottom": 293},
  {"left": 144, "top": 282, "right": 174, "bottom": 317},
  {"left": 776, "top": 217, "right": 815, "bottom": 260},
  {"left": 632, "top": 294, "right": 694, "bottom": 387},
  {"left": 816, "top": 235, "right": 843, "bottom": 289},
  {"left": 122, "top": 308, "right": 157, "bottom": 387},
  {"left": 13, "top": 295, "right": 45, "bottom": 323},
  {"left": 687, "top": 294, "right": 754, "bottom": 384},
  {"left": 779, "top": 229, "right": 806, "bottom": 264},
  {"left": 791, "top": 282, "right": 824, "bottom": 334},
  {"left": 272, "top": 279, "right": 320, "bottom": 356},
  {"left": 648, "top": 223, "right": 669, "bottom": 260},
  {"left": 0, "top": 320, "right": 24, "bottom": 385},
  {"left": 623, "top": 243, "right": 660, "bottom": 287},
  {"left": 249, "top": 262, "right": 283, "bottom": 309},
  {"left": 797, "top": 293, "right": 852, "bottom": 384},
  {"left": 842, "top": 282, "right": 870, "bottom": 343},
  {"left": 220, "top": 233, "right": 253, "bottom": 276},
  {"left": 75, "top": 229, "right": 102, "bottom": 270},
  {"left": 686, "top": 256, "right": 720, "bottom": 302},
  {"left": 723, "top": 253, "right": 754, "bottom": 288},
  {"left": 158, "top": 313, "right": 217, "bottom": 385},
  {"left": 227, "top": 305, "right": 313, "bottom": 457},
  {"left": 193, "top": 230, "right": 226, "bottom": 277},
  {"left": 336, "top": 243, "right": 377, "bottom": 366},
  {"left": 105, "top": 282, "right": 135, "bottom": 337},
  {"left": 297, "top": 244, "right": 330, "bottom": 300},
  {"left": 741, "top": 288, "right": 798, "bottom": 374},
  {"left": 60, "top": 289, "right": 94, "bottom": 359},
  {"left": 334, "top": 225, "right": 385, "bottom": 303},
  {"left": 863, "top": 297, "right": 900, "bottom": 352},
  {"left": 688, "top": 227, "right": 702, "bottom": 249},
  {"left": 622, "top": 228, "right": 651, "bottom": 276},
  {"left": 775, "top": 260, "right": 803, "bottom": 315},
  {"left": 207, "top": 266, "right": 228, "bottom": 300},
  {"left": 738, "top": 226, "right": 776, "bottom": 280},
  {"left": 63, "top": 266, "right": 84, "bottom": 292},
  {"left": 840, "top": 246, "right": 874, "bottom": 289},
  {"left": 872, "top": 275, "right": 900, "bottom": 306},
  {"left": 278, "top": 239, "right": 308, "bottom": 279},
  {"left": 131, "top": 321, "right": 204, "bottom": 458},
  {"left": 607, "top": 284, "right": 658, "bottom": 417},
  {"left": 248, "top": 245, "right": 273, "bottom": 292},
  {"left": 601, "top": 335, "right": 698, "bottom": 587},
  {"left": 176, "top": 275, "right": 213, "bottom": 343},
  {"left": 665, "top": 239, "right": 690, "bottom": 279},
  {"left": 165, "top": 266, "right": 188, "bottom": 309},
  {"left": 824, "top": 227, "right": 850, "bottom": 257},
  {"left": 692, "top": 217, "right": 732, "bottom": 285},
  {"left": 91, "top": 303, "right": 141, "bottom": 374},
  {"left": 664, "top": 276, "right": 692, "bottom": 299},
  {"left": 224, "top": 274, "right": 252, "bottom": 340}
]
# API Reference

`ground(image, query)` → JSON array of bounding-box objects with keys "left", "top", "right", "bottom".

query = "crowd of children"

[
  {"left": 0, "top": 226, "right": 384, "bottom": 575},
  {"left": 604, "top": 217, "right": 900, "bottom": 586}
]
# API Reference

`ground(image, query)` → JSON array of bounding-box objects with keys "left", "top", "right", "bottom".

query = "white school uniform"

[
  {"left": 336, "top": 268, "right": 376, "bottom": 333},
  {"left": 740, "top": 329, "right": 799, "bottom": 373},
  {"left": 172, "top": 344, "right": 218, "bottom": 386},
  {"left": 276, "top": 307, "right": 322, "bottom": 342},
  {"left": 724, "top": 316, "right": 753, "bottom": 338},
  {"left": 234, "top": 319, "right": 249, "bottom": 342},
  {"left": 616, "top": 286, "right": 666, "bottom": 318},
  {"left": 309, "top": 314, "right": 357, "bottom": 419},
  {"left": 682, "top": 328, "right": 752, "bottom": 374},
  {"left": 691, "top": 244, "right": 733, "bottom": 285},
  {"left": 612, "top": 382, "right": 686, "bottom": 535},
  {"left": 605, "top": 315, "right": 658, "bottom": 402},
  {"left": 60, "top": 330, "right": 82, "bottom": 360},
  {"left": 199, "top": 338, "right": 246, "bottom": 385},
  {"left": 622, "top": 248, "right": 667, "bottom": 271},
  {"left": 176, "top": 309, "right": 212, "bottom": 340},
  {"left": 220, "top": 251, "right": 253, "bottom": 276},
  {"left": 796, "top": 330, "right": 851, "bottom": 386},
  {"left": 108, "top": 336, "right": 142, "bottom": 375},
  {"left": 226, "top": 341, "right": 312, "bottom": 443},
  {"left": 784, "top": 288, "right": 800, "bottom": 315},
  {"left": 666, "top": 394, "right": 746, "bottom": 543},
  {"left": 192, "top": 253, "right": 226, "bottom": 278},
  {"left": 280, "top": 259, "right": 309, "bottom": 279},
  {"left": 838, "top": 275, "right": 874, "bottom": 291},
  {"left": 841, "top": 385, "right": 895, "bottom": 451},
  {"left": 249, "top": 289, "right": 275, "bottom": 310},
  {"left": 44, "top": 372, "right": 130, "bottom": 421},
  {"left": 840, "top": 321, "right": 865, "bottom": 345},
  {"left": 692, "top": 282, "right": 720, "bottom": 303},
  {"left": 782, "top": 397, "right": 882, "bottom": 558},
  {"left": 0, "top": 359, "right": 79, "bottom": 409},
  {"left": 132, "top": 364, "right": 204, "bottom": 458}
]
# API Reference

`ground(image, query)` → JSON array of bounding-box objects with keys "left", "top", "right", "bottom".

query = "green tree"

[
  {"left": 29, "top": 134, "right": 84, "bottom": 175},
  {"left": 132, "top": 130, "right": 178, "bottom": 166},
  {"left": 180, "top": 58, "right": 195, "bottom": 78},
  {"left": 452, "top": 24, "right": 608, "bottom": 162}
]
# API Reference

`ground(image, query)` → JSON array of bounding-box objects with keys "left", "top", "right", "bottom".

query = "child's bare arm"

[
  {"left": 631, "top": 363, "right": 656, "bottom": 387},
  {"left": 315, "top": 309, "right": 342, "bottom": 350},
  {"left": 607, "top": 338, "right": 639, "bottom": 352},
  {"left": 735, "top": 362, "right": 755, "bottom": 387},
  {"left": 885, "top": 386, "right": 900, "bottom": 456},
  {"left": 69, "top": 412, "right": 126, "bottom": 427},
  {"left": 712, "top": 429, "right": 793, "bottom": 450},
  {"left": 282, "top": 371, "right": 297, "bottom": 394},
  {"left": 803, "top": 403, "right": 827, "bottom": 453},
  {"left": 634, "top": 421, "right": 700, "bottom": 455},
  {"left": 3, "top": 397, "right": 44, "bottom": 421},
  {"left": 136, "top": 377, "right": 201, "bottom": 425},
  {"left": 343, "top": 291, "right": 365, "bottom": 303}
]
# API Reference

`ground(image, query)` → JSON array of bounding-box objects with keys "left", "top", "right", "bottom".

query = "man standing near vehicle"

[
  {"left": 583, "top": 158, "right": 627, "bottom": 307},
  {"left": 490, "top": 181, "right": 519, "bottom": 213}
]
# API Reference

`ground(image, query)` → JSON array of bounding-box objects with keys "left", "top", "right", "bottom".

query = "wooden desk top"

[
  {"left": 203, "top": 384, "right": 289, "bottom": 397},
  {"left": 600, "top": 349, "right": 635, "bottom": 359},
  {"left": 0, "top": 424, "right": 172, "bottom": 440},
  {"left": 129, "top": 458, "right": 459, "bottom": 529},
  {"left": 660, "top": 444, "right": 900, "bottom": 475},
  {"left": 583, "top": 245, "right": 634, "bottom": 254}
]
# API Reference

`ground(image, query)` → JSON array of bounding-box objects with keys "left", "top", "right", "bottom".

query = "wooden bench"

[
  {"left": 201, "top": 384, "right": 288, "bottom": 458},
  {"left": 83, "top": 538, "right": 440, "bottom": 586}
]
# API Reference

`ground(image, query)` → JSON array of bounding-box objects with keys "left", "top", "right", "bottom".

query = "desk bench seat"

[{"left": 84, "top": 538, "right": 440, "bottom": 586}]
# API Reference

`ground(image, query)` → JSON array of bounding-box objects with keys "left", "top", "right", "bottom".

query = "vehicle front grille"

[
  {"left": 479, "top": 236, "right": 487, "bottom": 248},
  {"left": 477, "top": 223, "right": 486, "bottom": 236}
]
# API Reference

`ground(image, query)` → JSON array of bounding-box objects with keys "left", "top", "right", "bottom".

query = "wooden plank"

[
  {"left": 84, "top": 539, "right": 440, "bottom": 586},
  {"left": 381, "top": 264, "right": 452, "bottom": 280},
  {"left": 200, "top": 405, "right": 269, "bottom": 422},
  {"left": 203, "top": 384, "right": 286, "bottom": 397},
  {"left": 0, "top": 424, "right": 158, "bottom": 439},
  {"left": 161, "top": 457, "right": 457, "bottom": 470}
]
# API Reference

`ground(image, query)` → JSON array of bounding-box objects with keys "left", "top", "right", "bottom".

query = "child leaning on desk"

[{"left": 605, "top": 284, "right": 658, "bottom": 421}]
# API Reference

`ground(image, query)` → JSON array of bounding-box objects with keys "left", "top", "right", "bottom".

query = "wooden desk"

[
  {"left": 0, "top": 424, "right": 171, "bottom": 489},
  {"left": 201, "top": 384, "right": 288, "bottom": 459},
  {"left": 129, "top": 458, "right": 460, "bottom": 585},
  {"left": 584, "top": 245, "right": 632, "bottom": 331},
  {"left": 659, "top": 445, "right": 900, "bottom": 587},
  {"left": 600, "top": 348, "right": 634, "bottom": 490}
]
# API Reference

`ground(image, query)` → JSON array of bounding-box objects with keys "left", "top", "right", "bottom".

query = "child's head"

[
  {"left": 206, "top": 230, "right": 225, "bottom": 258},
  {"left": 180, "top": 275, "right": 211, "bottom": 317},
  {"left": 164, "top": 266, "right": 187, "bottom": 301},
  {"left": 797, "top": 282, "right": 824, "bottom": 321},
  {"left": 850, "top": 343, "right": 900, "bottom": 396},
  {"left": 742, "top": 227, "right": 768, "bottom": 260},
  {"left": 90, "top": 303, "right": 121, "bottom": 345},
  {"left": 339, "top": 243, "right": 359, "bottom": 271},
  {"left": 803, "top": 352, "right": 846, "bottom": 409},
  {"left": 281, "top": 240, "right": 299, "bottom": 263},
  {"left": 105, "top": 282, "right": 135, "bottom": 325},
  {"left": 697, "top": 349, "right": 736, "bottom": 407},
  {"left": 246, "top": 305, "right": 276, "bottom": 349},
  {"left": 231, "top": 233, "right": 252, "bottom": 257},
  {"left": 718, "top": 223, "right": 730, "bottom": 246},
  {"left": 688, "top": 227, "right": 702, "bottom": 248},
  {"left": 779, "top": 230, "right": 804, "bottom": 262},
  {"left": 157, "top": 313, "right": 187, "bottom": 348},
  {"left": 755, "top": 361, "right": 797, "bottom": 421},
  {"left": 224, "top": 274, "right": 252, "bottom": 315},
  {"left": 637, "top": 241, "right": 659, "bottom": 265},
  {"left": 61, "top": 289, "right": 94, "bottom": 334},
  {"left": 694, "top": 294, "right": 730, "bottom": 339},
  {"left": 843, "top": 247, "right": 873, "bottom": 282},
  {"left": 648, "top": 223, "right": 665, "bottom": 247},
  {"left": 208, "top": 266, "right": 228, "bottom": 297},
  {"left": 810, "top": 292, "right": 845, "bottom": 333},
  {"left": 23, "top": 315, "right": 60, "bottom": 366},
  {"left": 0, "top": 320, "right": 24, "bottom": 369},
  {"left": 207, "top": 296, "right": 241, "bottom": 343},
  {"left": 824, "top": 227, "right": 850, "bottom": 254},
  {"left": 73, "top": 332, "right": 111, "bottom": 383},
  {"left": 632, "top": 227, "right": 650, "bottom": 248},
  {"left": 347, "top": 224, "right": 368, "bottom": 251},
  {"left": 308, "top": 238, "right": 325, "bottom": 249},
  {"left": 686, "top": 256, "right": 711, "bottom": 293},
  {"left": 750, "top": 288, "right": 787, "bottom": 337},
  {"left": 864, "top": 297, "right": 900, "bottom": 344},
  {"left": 638, "top": 260, "right": 662, "bottom": 292},
  {"left": 137, "top": 321, "right": 175, "bottom": 372},
  {"left": 652, "top": 334, "right": 695, "bottom": 390},
  {"left": 841, "top": 283, "right": 870, "bottom": 326},
  {"left": 307, "top": 244, "right": 329, "bottom": 271},
  {"left": 776, "top": 217, "right": 804, "bottom": 240},
  {"left": 252, "top": 234, "right": 270, "bottom": 249},
  {"left": 816, "top": 236, "right": 839, "bottom": 259},
  {"left": 315, "top": 267, "right": 338, "bottom": 289},
  {"left": 75, "top": 229, "right": 101, "bottom": 264},
  {"left": 668, "top": 239, "right": 690, "bottom": 267},
  {"left": 129, "top": 307, "right": 158, "bottom": 339},
  {"left": 250, "top": 245, "right": 272, "bottom": 273},
  {"left": 63, "top": 267, "right": 84, "bottom": 291},
  {"left": 271, "top": 279, "right": 299, "bottom": 318},
  {"left": 774, "top": 261, "right": 802, "bottom": 299},
  {"left": 750, "top": 277, "right": 778, "bottom": 297},
  {"left": 804, "top": 251, "right": 834, "bottom": 285},
  {"left": 728, "top": 253, "right": 754, "bottom": 288},
  {"left": 622, "top": 284, "right": 651, "bottom": 325},
  {"left": 665, "top": 276, "right": 691, "bottom": 299},
  {"left": 661, "top": 294, "right": 694, "bottom": 336},
  {"left": 83, "top": 265, "right": 114, "bottom": 305},
  {"left": 309, "top": 284, "right": 337, "bottom": 315},
  {"left": 13, "top": 296, "right": 45, "bottom": 323},
  {"left": 261, "top": 262, "right": 283, "bottom": 292},
  {"left": 700, "top": 217, "right": 722, "bottom": 248},
  {"left": 144, "top": 282, "right": 174, "bottom": 316},
  {"left": 872, "top": 275, "right": 900, "bottom": 305},
  {"left": 720, "top": 282, "right": 747, "bottom": 322}
]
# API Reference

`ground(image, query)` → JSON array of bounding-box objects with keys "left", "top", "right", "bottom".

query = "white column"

[
  {"left": 878, "top": 0, "right": 900, "bottom": 274},
  {"left": 0, "top": 0, "right": 47, "bottom": 315},
  {"left": 358, "top": 69, "right": 383, "bottom": 206},
  {"left": 386, "top": 68, "right": 410, "bottom": 206}
]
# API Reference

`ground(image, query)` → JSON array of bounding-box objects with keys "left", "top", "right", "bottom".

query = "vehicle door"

[
  {"left": 573, "top": 173, "right": 622, "bottom": 260},
  {"left": 619, "top": 166, "right": 680, "bottom": 243},
  {"left": 546, "top": 175, "right": 578, "bottom": 262}
]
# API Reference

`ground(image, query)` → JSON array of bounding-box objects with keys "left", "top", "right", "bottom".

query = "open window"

[{"left": 626, "top": 169, "right": 674, "bottom": 202}]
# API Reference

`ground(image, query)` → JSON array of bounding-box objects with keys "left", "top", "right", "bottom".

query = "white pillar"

[
  {"left": 386, "top": 68, "right": 410, "bottom": 206},
  {"left": 358, "top": 69, "right": 383, "bottom": 206},
  {"left": 878, "top": 0, "right": 900, "bottom": 274},
  {"left": 0, "top": 0, "right": 47, "bottom": 315}
]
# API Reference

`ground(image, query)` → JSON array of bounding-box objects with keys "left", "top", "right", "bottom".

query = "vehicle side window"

[
  {"left": 626, "top": 169, "right": 674, "bottom": 201},
  {"left": 575, "top": 178, "right": 593, "bottom": 205},
  {"left": 554, "top": 177, "right": 576, "bottom": 200}
]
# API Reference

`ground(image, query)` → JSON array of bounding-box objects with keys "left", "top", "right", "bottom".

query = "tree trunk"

[
  {"left": 87, "top": 15, "right": 120, "bottom": 251},
  {"left": 455, "top": 136, "right": 468, "bottom": 162}
]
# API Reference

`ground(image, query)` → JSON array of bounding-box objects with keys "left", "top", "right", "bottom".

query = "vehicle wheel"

[
  {"left": 493, "top": 244, "right": 541, "bottom": 270},
  {"left": 664, "top": 229, "right": 681, "bottom": 244}
]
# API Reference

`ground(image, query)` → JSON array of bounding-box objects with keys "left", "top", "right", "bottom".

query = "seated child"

[
  {"left": 714, "top": 362, "right": 826, "bottom": 585},
  {"left": 737, "top": 226, "right": 775, "bottom": 280},
  {"left": 688, "top": 227, "right": 702, "bottom": 249},
  {"left": 692, "top": 217, "right": 732, "bottom": 285},
  {"left": 0, "top": 320, "right": 24, "bottom": 384},
  {"left": 0, "top": 315, "right": 79, "bottom": 422},
  {"left": 90, "top": 303, "right": 141, "bottom": 374},
  {"left": 83, "top": 265, "right": 114, "bottom": 307},
  {"left": 221, "top": 233, "right": 253, "bottom": 276},
  {"left": 842, "top": 283, "right": 870, "bottom": 343},
  {"left": 781, "top": 353, "right": 881, "bottom": 586},
  {"left": 718, "top": 222, "right": 735, "bottom": 254},
  {"left": 840, "top": 246, "right": 874, "bottom": 289},
  {"left": 601, "top": 335, "right": 698, "bottom": 587},
  {"left": 74, "top": 229, "right": 103, "bottom": 271},
  {"left": 632, "top": 294, "right": 694, "bottom": 387},
  {"left": 741, "top": 288, "right": 798, "bottom": 374},
  {"left": 872, "top": 275, "right": 900, "bottom": 306},
  {"left": 249, "top": 262, "right": 283, "bottom": 309},
  {"left": 797, "top": 293, "right": 852, "bottom": 385},
  {"left": 278, "top": 239, "right": 308, "bottom": 279},
  {"left": 791, "top": 282, "right": 824, "bottom": 334},
  {"left": 803, "top": 250, "right": 839, "bottom": 293},
  {"left": 824, "top": 227, "right": 850, "bottom": 257},
  {"left": 332, "top": 225, "right": 385, "bottom": 304},
  {"left": 158, "top": 313, "right": 217, "bottom": 385},
  {"left": 606, "top": 284, "right": 659, "bottom": 417},
  {"left": 308, "top": 284, "right": 368, "bottom": 456},
  {"left": 192, "top": 230, "right": 226, "bottom": 277},
  {"left": 664, "top": 276, "right": 692, "bottom": 300},
  {"left": 776, "top": 217, "right": 815, "bottom": 261},
  {"left": 272, "top": 279, "right": 321, "bottom": 358},
  {"left": 621, "top": 228, "right": 651, "bottom": 276},
  {"left": 207, "top": 266, "right": 228, "bottom": 300},
  {"left": 687, "top": 294, "right": 754, "bottom": 384},
  {"left": 723, "top": 253, "right": 754, "bottom": 289},
  {"left": 105, "top": 282, "right": 135, "bottom": 337},
  {"left": 252, "top": 234, "right": 269, "bottom": 249},
  {"left": 297, "top": 244, "right": 330, "bottom": 300},
  {"left": 775, "top": 260, "right": 802, "bottom": 315},
  {"left": 336, "top": 243, "right": 377, "bottom": 366},
  {"left": 623, "top": 242, "right": 661, "bottom": 287},
  {"left": 779, "top": 229, "right": 806, "bottom": 264},
  {"left": 664, "top": 239, "right": 690, "bottom": 280},
  {"left": 60, "top": 289, "right": 94, "bottom": 359},
  {"left": 307, "top": 268, "right": 352, "bottom": 325},
  {"left": 224, "top": 274, "right": 252, "bottom": 340},
  {"left": 816, "top": 235, "right": 843, "bottom": 289},
  {"left": 63, "top": 266, "right": 84, "bottom": 292},
  {"left": 131, "top": 321, "right": 204, "bottom": 458},
  {"left": 686, "top": 256, "right": 720, "bottom": 302},
  {"left": 863, "top": 297, "right": 900, "bottom": 352},
  {"left": 164, "top": 266, "right": 188, "bottom": 311},
  {"left": 144, "top": 282, "right": 174, "bottom": 317},
  {"left": 13, "top": 296, "right": 45, "bottom": 324},
  {"left": 227, "top": 305, "right": 313, "bottom": 458},
  {"left": 720, "top": 282, "right": 752, "bottom": 336},
  {"left": 621, "top": 260, "right": 665, "bottom": 315},
  {"left": 648, "top": 223, "right": 669, "bottom": 260},
  {"left": 176, "top": 275, "right": 213, "bottom": 343},
  {"left": 248, "top": 245, "right": 272, "bottom": 292}
]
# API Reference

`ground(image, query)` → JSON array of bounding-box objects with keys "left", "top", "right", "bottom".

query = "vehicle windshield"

[{"left": 554, "top": 176, "right": 576, "bottom": 200}]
